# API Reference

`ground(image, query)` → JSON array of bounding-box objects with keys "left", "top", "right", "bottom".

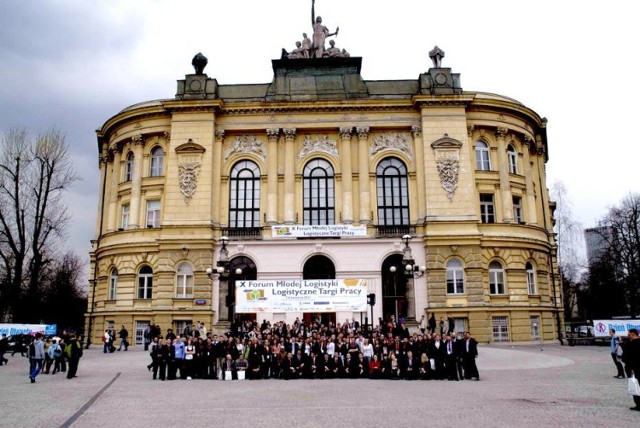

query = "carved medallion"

[
  {"left": 224, "top": 136, "right": 266, "bottom": 160},
  {"left": 370, "top": 133, "right": 412, "bottom": 159},
  {"left": 298, "top": 135, "right": 339, "bottom": 159},
  {"left": 436, "top": 152, "right": 459, "bottom": 200},
  {"left": 179, "top": 162, "right": 201, "bottom": 205}
]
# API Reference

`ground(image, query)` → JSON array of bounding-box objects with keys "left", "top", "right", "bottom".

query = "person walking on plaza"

[
  {"left": 0, "top": 334, "right": 8, "bottom": 365},
  {"left": 48, "top": 339, "right": 63, "bottom": 374},
  {"left": 103, "top": 329, "right": 111, "bottom": 354},
  {"left": 66, "top": 334, "right": 83, "bottom": 379},
  {"left": 623, "top": 328, "right": 640, "bottom": 411},
  {"left": 29, "top": 333, "right": 45, "bottom": 383},
  {"left": 118, "top": 325, "right": 129, "bottom": 351},
  {"left": 609, "top": 328, "right": 625, "bottom": 379}
]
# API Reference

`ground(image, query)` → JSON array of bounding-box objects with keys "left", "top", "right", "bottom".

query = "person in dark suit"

[
  {"left": 444, "top": 335, "right": 459, "bottom": 381},
  {"left": 623, "top": 328, "right": 640, "bottom": 410},
  {"left": 281, "top": 352, "right": 296, "bottom": 380},
  {"left": 452, "top": 332, "right": 465, "bottom": 380},
  {"left": 307, "top": 351, "right": 323, "bottom": 379},
  {"left": 292, "top": 349, "right": 307, "bottom": 378},
  {"left": 462, "top": 331, "right": 480, "bottom": 380},
  {"left": 222, "top": 353, "right": 237, "bottom": 380},
  {"left": 331, "top": 353, "right": 344, "bottom": 378},
  {"left": 401, "top": 350, "right": 418, "bottom": 380},
  {"left": 428, "top": 334, "right": 445, "bottom": 380}
]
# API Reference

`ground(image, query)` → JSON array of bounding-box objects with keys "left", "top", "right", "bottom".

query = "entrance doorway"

[
  {"left": 381, "top": 254, "right": 407, "bottom": 324},
  {"left": 303, "top": 255, "right": 336, "bottom": 325},
  {"left": 229, "top": 256, "right": 257, "bottom": 324}
]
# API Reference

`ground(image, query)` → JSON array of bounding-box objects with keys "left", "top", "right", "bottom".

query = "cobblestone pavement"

[{"left": 0, "top": 343, "right": 638, "bottom": 428}]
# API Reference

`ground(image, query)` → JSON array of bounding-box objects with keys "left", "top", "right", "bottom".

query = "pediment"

[
  {"left": 175, "top": 139, "right": 206, "bottom": 154},
  {"left": 430, "top": 134, "right": 463, "bottom": 149}
]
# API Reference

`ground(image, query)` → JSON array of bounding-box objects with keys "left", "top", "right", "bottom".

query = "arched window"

[
  {"left": 507, "top": 144, "right": 518, "bottom": 174},
  {"left": 108, "top": 268, "right": 118, "bottom": 300},
  {"left": 137, "top": 266, "right": 153, "bottom": 299},
  {"left": 475, "top": 141, "right": 491, "bottom": 171},
  {"left": 446, "top": 259, "right": 465, "bottom": 294},
  {"left": 489, "top": 261, "right": 505, "bottom": 295},
  {"left": 125, "top": 152, "right": 134, "bottom": 181},
  {"left": 303, "top": 159, "right": 334, "bottom": 225},
  {"left": 176, "top": 263, "right": 194, "bottom": 298},
  {"left": 526, "top": 262, "right": 537, "bottom": 295},
  {"left": 376, "top": 157, "right": 409, "bottom": 226},
  {"left": 229, "top": 160, "right": 261, "bottom": 228},
  {"left": 150, "top": 146, "right": 164, "bottom": 177}
]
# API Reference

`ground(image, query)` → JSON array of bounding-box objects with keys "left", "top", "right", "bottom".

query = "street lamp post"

[
  {"left": 206, "top": 236, "right": 242, "bottom": 323},
  {"left": 399, "top": 234, "right": 426, "bottom": 321}
]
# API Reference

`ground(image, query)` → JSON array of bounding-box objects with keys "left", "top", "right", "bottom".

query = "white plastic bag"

[{"left": 628, "top": 376, "right": 640, "bottom": 396}]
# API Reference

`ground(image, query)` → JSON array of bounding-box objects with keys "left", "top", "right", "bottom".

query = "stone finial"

[
  {"left": 192, "top": 52, "right": 208, "bottom": 75},
  {"left": 429, "top": 46, "right": 445, "bottom": 68}
]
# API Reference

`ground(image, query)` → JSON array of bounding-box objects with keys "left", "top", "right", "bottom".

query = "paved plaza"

[{"left": 0, "top": 343, "right": 638, "bottom": 427}]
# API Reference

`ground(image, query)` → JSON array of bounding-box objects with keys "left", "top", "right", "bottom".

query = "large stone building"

[{"left": 87, "top": 41, "right": 562, "bottom": 345}]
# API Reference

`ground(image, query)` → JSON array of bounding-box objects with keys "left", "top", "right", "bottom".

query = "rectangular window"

[
  {"left": 176, "top": 275, "right": 193, "bottom": 298},
  {"left": 121, "top": 204, "right": 130, "bottom": 229},
  {"left": 454, "top": 318, "right": 468, "bottom": 335},
  {"left": 108, "top": 275, "right": 117, "bottom": 300},
  {"left": 492, "top": 316, "right": 510, "bottom": 342},
  {"left": 480, "top": 194, "right": 495, "bottom": 224},
  {"left": 106, "top": 320, "right": 115, "bottom": 330},
  {"left": 530, "top": 316, "right": 541, "bottom": 341},
  {"left": 513, "top": 196, "right": 523, "bottom": 223},
  {"left": 446, "top": 271, "right": 465, "bottom": 294},
  {"left": 174, "top": 321, "right": 192, "bottom": 337},
  {"left": 146, "top": 200, "right": 161, "bottom": 228},
  {"left": 135, "top": 321, "right": 149, "bottom": 345},
  {"left": 489, "top": 270, "right": 505, "bottom": 294}
]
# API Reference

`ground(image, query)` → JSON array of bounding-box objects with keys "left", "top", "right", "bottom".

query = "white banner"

[
  {"left": 272, "top": 225, "right": 367, "bottom": 238},
  {"left": 235, "top": 279, "right": 368, "bottom": 313},
  {"left": 593, "top": 319, "right": 640, "bottom": 338},
  {"left": 0, "top": 323, "right": 57, "bottom": 336}
]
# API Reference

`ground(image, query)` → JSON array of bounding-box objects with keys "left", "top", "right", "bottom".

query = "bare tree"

[
  {"left": 597, "top": 193, "right": 640, "bottom": 318},
  {"left": 550, "top": 181, "right": 586, "bottom": 319},
  {"left": 0, "top": 129, "right": 79, "bottom": 321}
]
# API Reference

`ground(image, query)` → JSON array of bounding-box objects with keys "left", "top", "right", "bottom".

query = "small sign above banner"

[{"left": 272, "top": 225, "right": 367, "bottom": 238}]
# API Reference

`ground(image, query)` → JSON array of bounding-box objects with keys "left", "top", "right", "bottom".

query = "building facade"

[{"left": 87, "top": 52, "right": 561, "bottom": 345}]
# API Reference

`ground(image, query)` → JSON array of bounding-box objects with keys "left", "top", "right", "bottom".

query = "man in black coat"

[
  {"left": 623, "top": 328, "right": 640, "bottom": 410},
  {"left": 427, "top": 334, "right": 446, "bottom": 379},
  {"left": 462, "top": 331, "right": 480, "bottom": 380}
]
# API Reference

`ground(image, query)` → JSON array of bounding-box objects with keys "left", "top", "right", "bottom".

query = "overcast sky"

[{"left": 1, "top": 0, "right": 639, "bottom": 270}]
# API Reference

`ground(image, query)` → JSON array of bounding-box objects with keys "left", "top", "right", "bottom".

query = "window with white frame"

[
  {"left": 475, "top": 141, "right": 491, "bottom": 171},
  {"left": 526, "top": 262, "right": 537, "bottom": 295},
  {"left": 137, "top": 265, "right": 153, "bottom": 299},
  {"left": 229, "top": 160, "right": 261, "bottom": 228},
  {"left": 507, "top": 144, "right": 518, "bottom": 174},
  {"left": 146, "top": 200, "right": 161, "bottom": 228},
  {"left": 135, "top": 320, "right": 149, "bottom": 345},
  {"left": 446, "top": 259, "right": 465, "bottom": 294},
  {"left": 121, "top": 204, "right": 130, "bottom": 229},
  {"left": 530, "top": 316, "right": 541, "bottom": 340},
  {"left": 174, "top": 320, "right": 192, "bottom": 337},
  {"left": 125, "top": 152, "right": 134, "bottom": 181},
  {"left": 513, "top": 196, "right": 523, "bottom": 223},
  {"left": 492, "top": 316, "right": 510, "bottom": 342},
  {"left": 489, "top": 261, "right": 505, "bottom": 295},
  {"left": 150, "top": 146, "right": 164, "bottom": 177},
  {"left": 376, "top": 157, "right": 409, "bottom": 226},
  {"left": 108, "top": 268, "right": 118, "bottom": 300},
  {"left": 176, "top": 263, "right": 194, "bottom": 298},
  {"left": 303, "top": 159, "right": 335, "bottom": 225},
  {"left": 480, "top": 194, "right": 495, "bottom": 224}
]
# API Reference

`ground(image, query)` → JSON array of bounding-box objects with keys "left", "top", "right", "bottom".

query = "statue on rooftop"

[
  {"left": 429, "top": 46, "right": 445, "bottom": 68},
  {"left": 311, "top": 0, "right": 339, "bottom": 58},
  {"left": 191, "top": 52, "right": 208, "bottom": 75},
  {"left": 301, "top": 33, "right": 312, "bottom": 58}
]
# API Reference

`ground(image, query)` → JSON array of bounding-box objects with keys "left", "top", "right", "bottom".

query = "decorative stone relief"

[
  {"left": 370, "top": 133, "right": 412, "bottom": 159},
  {"left": 298, "top": 135, "right": 339, "bottom": 158},
  {"left": 431, "top": 134, "right": 463, "bottom": 200},
  {"left": 179, "top": 162, "right": 200, "bottom": 205},
  {"left": 175, "top": 140, "right": 206, "bottom": 206},
  {"left": 224, "top": 136, "right": 266, "bottom": 160}
]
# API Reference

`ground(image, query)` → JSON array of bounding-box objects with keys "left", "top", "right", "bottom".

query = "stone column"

[
  {"left": 357, "top": 126, "right": 371, "bottom": 224},
  {"left": 212, "top": 130, "right": 224, "bottom": 226},
  {"left": 495, "top": 127, "right": 513, "bottom": 223},
  {"left": 107, "top": 148, "right": 121, "bottom": 231},
  {"left": 339, "top": 127, "right": 354, "bottom": 224},
  {"left": 266, "top": 128, "right": 280, "bottom": 225},
  {"left": 523, "top": 135, "right": 538, "bottom": 225},
  {"left": 412, "top": 126, "right": 426, "bottom": 222},
  {"left": 128, "top": 135, "right": 145, "bottom": 229},
  {"left": 95, "top": 145, "right": 109, "bottom": 236},
  {"left": 283, "top": 128, "right": 296, "bottom": 224}
]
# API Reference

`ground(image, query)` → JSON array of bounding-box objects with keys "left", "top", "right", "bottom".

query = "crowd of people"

[
  {"left": 0, "top": 330, "right": 84, "bottom": 383},
  {"left": 144, "top": 316, "right": 480, "bottom": 382}
]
